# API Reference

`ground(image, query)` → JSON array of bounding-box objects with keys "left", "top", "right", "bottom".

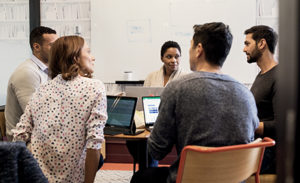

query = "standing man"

[
  {"left": 131, "top": 22, "right": 259, "bottom": 183},
  {"left": 243, "top": 25, "right": 278, "bottom": 174},
  {"left": 5, "top": 26, "right": 58, "bottom": 141}
]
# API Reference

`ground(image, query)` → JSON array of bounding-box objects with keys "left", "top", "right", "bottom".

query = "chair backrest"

[
  {"left": 176, "top": 137, "right": 275, "bottom": 183},
  {"left": 0, "top": 110, "right": 6, "bottom": 140}
]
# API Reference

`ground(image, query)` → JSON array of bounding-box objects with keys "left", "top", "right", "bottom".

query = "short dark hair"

[
  {"left": 160, "top": 41, "right": 181, "bottom": 58},
  {"left": 29, "top": 26, "right": 56, "bottom": 51},
  {"left": 244, "top": 25, "right": 278, "bottom": 54},
  {"left": 192, "top": 22, "right": 233, "bottom": 67},
  {"left": 49, "top": 36, "right": 91, "bottom": 81}
]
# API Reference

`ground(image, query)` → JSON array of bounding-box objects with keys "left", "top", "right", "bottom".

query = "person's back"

[
  {"left": 131, "top": 22, "right": 259, "bottom": 183},
  {"left": 13, "top": 36, "right": 107, "bottom": 183},
  {"left": 149, "top": 71, "right": 258, "bottom": 182},
  {"left": 5, "top": 26, "right": 57, "bottom": 140},
  {"left": 171, "top": 72, "right": 257, "bottom": 149},
  {"left": 5, "top": 60, "right": 48, "bottom": 136},
  {"left": 24, "top": 75, "right": 105, "bottom": 182}
]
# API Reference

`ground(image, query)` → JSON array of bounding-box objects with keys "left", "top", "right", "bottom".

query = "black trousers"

[
  {"left": 130, "top": 167, "right": 169, "bottom": 183},
  {"left": 126, "top": 140, "right": 159, "bottom": 170},
  {"left": 260, "top": 146, "right": 276, "bottom": 174},
  {"left": 98, "top": 154, "right": 104, "bottom": 169}
]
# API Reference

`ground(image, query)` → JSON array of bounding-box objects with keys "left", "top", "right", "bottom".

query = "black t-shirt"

[{"left": 251, "top": 65, "right": 278, "bottom": 139}]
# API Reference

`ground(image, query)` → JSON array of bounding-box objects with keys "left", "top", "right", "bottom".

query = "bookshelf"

[
  {"left": 256, "top": 0, "right": 278, "bottom": 30},
  {"left": 256, "top": 0, "right": 279, "bottom": 59},
  {"left": 40, "top": 0, "right": 91, "bottom": 45},
  {"left": 0, "top": 0, "right": 29, "bottom": 40}
]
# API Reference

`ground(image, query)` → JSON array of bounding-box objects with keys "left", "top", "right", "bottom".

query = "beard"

[
  {"left": 247, "top": 47, "right": 262, "bottom": 64},
  {"left": 40, "top": 50, "right": 49, "bottom": 64}
]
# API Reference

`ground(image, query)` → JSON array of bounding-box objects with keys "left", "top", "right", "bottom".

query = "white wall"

[
  {"left": 1, "top": 0, "right": 280, "bottom": 105},
  {"left": 0, "top": 40, "right": 30, "bottom": 105},
  {"left": 91, "top": 0, "right": 259, "bottom": 84},
  {"left": 1, "top": 1, "right": 30, "bottom": 105}
]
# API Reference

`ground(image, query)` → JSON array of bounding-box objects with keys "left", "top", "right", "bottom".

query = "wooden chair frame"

[{"left": 176, "top": 137, "right": 275, "bottom": 183}]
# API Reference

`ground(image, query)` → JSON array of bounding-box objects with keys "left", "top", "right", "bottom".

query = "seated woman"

[
  {"left": 12, "top": 36, "right": 107, "bottom": 183},
  {"left": 127, "top": 41, "right": 186, "bottom": 169},
  {"left": 144, "top": 40, "right": 186, "bottom": 87}
]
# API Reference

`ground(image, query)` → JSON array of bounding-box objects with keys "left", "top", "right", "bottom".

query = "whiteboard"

[
  {"left": 91, "top": 0, "right": 258, "bottom": 83},
  {"left": 0, "top": 41, "right": 30, "bottom": 105}
]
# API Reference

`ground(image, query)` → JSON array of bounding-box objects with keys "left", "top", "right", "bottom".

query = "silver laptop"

[
  {"left": 142, "top": 96, "right": 161, "bottom": 131},
  {"left": 125, "top": 86, "right": 164, "bottom": 110}
]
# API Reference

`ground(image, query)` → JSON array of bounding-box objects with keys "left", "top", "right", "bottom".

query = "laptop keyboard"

[{"left": 104, "top": 127, "right": 130, "bottom": 135}]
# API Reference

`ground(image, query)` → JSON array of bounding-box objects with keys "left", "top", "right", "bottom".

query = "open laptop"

[
  {"left": 125, "top": 86, "right": 164, "bottom": 110},
  {"left": 104, "top": 96, "right": 138, "bottom": 135},
  {"left": 142, "top": 96, "right": 161, "bottom": 132}
]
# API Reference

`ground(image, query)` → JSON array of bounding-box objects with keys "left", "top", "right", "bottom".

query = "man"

[
  {"left": 243, "top": 25, "right": 278, "bottom": 174},
  {"left": 131, "top": 22, "right": 259, "bottom": 183},
  {"left": 5, "top": 26, "right": 58, "bottom": 141}
]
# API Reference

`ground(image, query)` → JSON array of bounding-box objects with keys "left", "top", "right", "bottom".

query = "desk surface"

[
  {"left": 105, "top": 130, "right": 150, "bottom": 140},
  {"left": 115, "top": 80, "right": 144, "bottom": 85}
]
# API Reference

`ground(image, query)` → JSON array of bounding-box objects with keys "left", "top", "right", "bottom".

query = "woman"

[
  {"left": 13, "top": 36, "right": 107, "bottom": 183},
  {"left": 127, "top": 41, "right": 186, "bottom": 169},
  {"left": 144, "top": 41, "right": 186, "bottom": 87}
]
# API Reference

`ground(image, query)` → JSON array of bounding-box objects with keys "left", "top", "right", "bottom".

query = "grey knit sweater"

[
  {"left": 0, "top": 142, "right": 48, "bottom": 183},
  {"left": 148, "top": 71, "right": 259, "bottom": 183}
]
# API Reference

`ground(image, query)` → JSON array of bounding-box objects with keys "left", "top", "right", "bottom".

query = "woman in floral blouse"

[{"left": 13, "top": 35, "right": 107, "bottom": 183}]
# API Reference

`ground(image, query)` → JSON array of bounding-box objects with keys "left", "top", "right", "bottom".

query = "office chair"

[{"left": 176, "top": 137, "right": 275, "bottom": 183}]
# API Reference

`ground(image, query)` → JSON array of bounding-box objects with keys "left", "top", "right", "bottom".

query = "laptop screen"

[
  {"left": 125, "top": 86, "right": 164, "bottom": 111},
  {"left": 106, "top": 96, "right": 137, "bottom": 128},
  {"left": 142, "top": 96, "right": 161, "bottom": 126}
]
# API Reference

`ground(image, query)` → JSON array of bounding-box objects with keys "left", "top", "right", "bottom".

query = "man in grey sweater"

[
  {"left": 5, "top": 26, "right": 58, "bottom": 141},
  {"left": 131, "top": 22, "right": 259, "bottom": 183}
]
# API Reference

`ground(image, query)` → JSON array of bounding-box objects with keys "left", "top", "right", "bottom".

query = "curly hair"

[{"left": 160, "top": 41, "right": 181, "bottom": 58}]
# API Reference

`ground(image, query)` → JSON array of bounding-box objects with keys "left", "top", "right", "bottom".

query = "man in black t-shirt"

[{"left": 243, "top": 25, "right": 278, "bottom": 174}]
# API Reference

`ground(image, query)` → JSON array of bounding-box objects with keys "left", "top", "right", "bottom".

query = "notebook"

[
  {"left": 125, "top": 86, "right": 164, "bottom": 111},
  {"left": 142, "top": 96, "right": 161, "bottom": 131},
  {"left": 104, "top": 96, "right": 137, "bottom": 135}
]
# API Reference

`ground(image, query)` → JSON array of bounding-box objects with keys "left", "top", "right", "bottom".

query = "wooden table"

[
  {"left": 105, "top": 130, "right": 150, "bottom": 140},
  {"left": 105, "top": 130, "right": 150, "bottom": 172}
]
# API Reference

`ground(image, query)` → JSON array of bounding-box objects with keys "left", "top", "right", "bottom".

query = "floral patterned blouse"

[{"left": 13, "top": 74, "right": 107, "bottom": 183}]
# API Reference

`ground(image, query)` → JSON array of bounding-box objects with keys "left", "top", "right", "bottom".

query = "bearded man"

[{"left": 243, "top": 25, "right": 278, "bottom": 174}]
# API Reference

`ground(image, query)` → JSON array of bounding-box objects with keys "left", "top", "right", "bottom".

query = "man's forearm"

[{"left": 255, "top": 122, "right": 264, "bottom": 137}]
